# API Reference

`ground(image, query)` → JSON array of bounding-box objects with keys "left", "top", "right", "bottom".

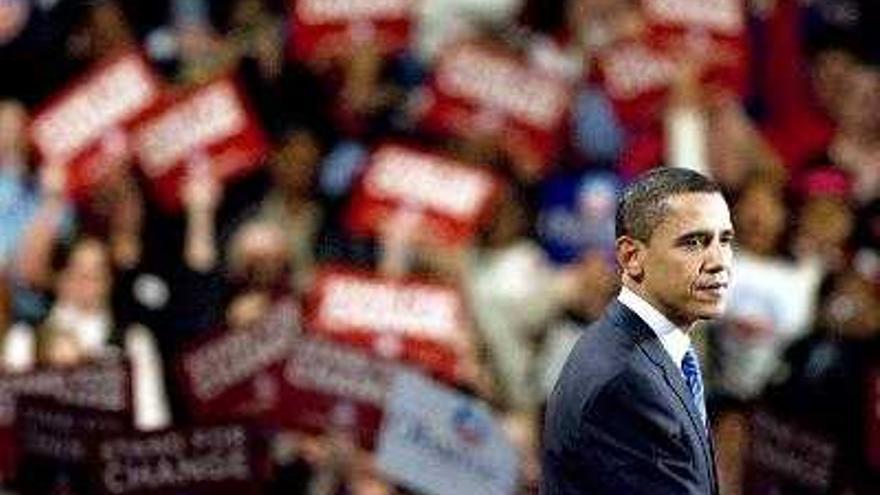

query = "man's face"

[{"left": 632, "top": 192, "right": 734, "bottom": 327}]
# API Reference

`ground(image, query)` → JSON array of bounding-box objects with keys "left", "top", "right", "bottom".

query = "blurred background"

[{"left": 0, "top": 0, "right": 877, "bottom": 494}]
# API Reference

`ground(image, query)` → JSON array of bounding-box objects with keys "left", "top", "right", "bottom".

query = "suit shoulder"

[
  {"left": 566, "top": 316, "right": 636, "bottom": 381},
  {"left": 546, "top": 316, "right": 637, "bottom": 418}
]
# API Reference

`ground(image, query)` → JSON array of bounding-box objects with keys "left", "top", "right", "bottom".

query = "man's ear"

[{"left": 616, "top": 236, "right": 645, "bottom": 282}]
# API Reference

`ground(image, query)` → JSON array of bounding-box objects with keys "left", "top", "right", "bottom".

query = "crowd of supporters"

[{"left": 0, "top": 0, "right": 877, "bottom": 494}]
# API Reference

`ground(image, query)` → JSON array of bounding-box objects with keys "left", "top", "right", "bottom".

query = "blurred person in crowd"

[
  {"left": 270, "top": 429, "right": 408, "bottom": 495},
  {"left": 41, "top": 236, "right": 115, "bottom": 359},
  {"left": 762, "top": 269, "right": 880, "bottom": 494},
  {"left": 535, "top": 250, "right": 618, "bottom": 403},
  {"left": 225, "top": 218, "right": 293, "bottom": 330},
  {"left": 327, "top": 44, "right": 417, "bottom": 144},
  {"left": 0, "top": 0, "right": 92, "bottom": 105},
  {"left": 827, "top": 60, "right": 880, "bottom": 206},
  {"left": 758, "top": 0, "right": 879, "bottom": 200},
  {"left": 66, "top": 0, "right": 135, "bottom": 64},
  {"left": 1, "top": 157, "right": 72, "bottom": 370},
  {"left": 852, "top": 197, "right": 879, "bottom": 283},
  {"left": 756, "top": 0, "right": 850, "bottom": 174},
  {"left": 257, "top": 128, "right": 324, "bottom": 293},
  {"left": 704, "top": 94, "right": 786, "bottom": 195},
  {"left": 466, "top": 182, "right": 594, "bottom": 411},
  {"left": 19, "top": 233, "right": 168, "bottom": 434},
  {"left": 0, "top": 273, "right": 9, "bottom": 352},
  {"left": 520, "top": 0, "right": 644, "bottom": 80},
  {"left": 215, "top": 0, "right": 337, "bottom": 151},
  {"left": 502, "top": 406, "right": 542, "bottom": 494},
  {"left": 173, "top": 158, "right": 295, "bottom": 332},
  {"left": 536, "top": 170, "right": 621, "bottom": 264},
  {"left": 34, "top": 318, "right": 86, "bottom": 369},
  {"left": 6, "top": 158, "right": 172, "bottom": 429},
  {"left": 711, "top": 176, "right": 823, "bottom": 403},
  {"left": 0, "top": 99, "right": 39, "bottom": 269},
  {"left": 414, "top": 0, "right": 524, "bottom": 63},
  {"left": 138, "top": 0, "right": 225, "bottom": 83},
  {"left": 543, "top": 167, "right": 733, "bottom": 494},
  {"left": 790, "top": 182, "right": 856, "bottom": 274}
]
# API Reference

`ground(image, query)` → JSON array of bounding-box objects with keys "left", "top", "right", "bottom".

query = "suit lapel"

[{"left": 606, "top": 302, "right": 716, "bottom": 485}]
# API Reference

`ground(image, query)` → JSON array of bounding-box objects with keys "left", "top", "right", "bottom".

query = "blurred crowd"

[{"left": 0, "top": 0, "right": 878, "bottom": 494}]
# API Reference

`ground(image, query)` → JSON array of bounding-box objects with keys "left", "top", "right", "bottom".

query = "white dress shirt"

[{"left": 617, "top": 286, "right": 691, "bottom": 366}]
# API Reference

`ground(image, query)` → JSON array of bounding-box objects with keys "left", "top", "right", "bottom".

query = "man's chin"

[{"left": 695, "top": 302, "right": 727, "bottom": 320}]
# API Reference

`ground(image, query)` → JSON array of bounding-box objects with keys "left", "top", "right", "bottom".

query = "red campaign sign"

[
  {"left": 643, "top": 0, "right": 750, "bottom": 95},
  {"left": 276, "top": 336, "right": 399, "bottom": 449},
  {"left": 288, "top": 0, "right": 415, "bottom": 60},
  {"left": 641, "top": 0, "right": 745, "bottom": 37},
  {"left": 177, "top": 301, "right": 299, "bottom": 422},
  {"left": 304, "top": 267, "right": 468, "bottom": 382},
  {"left": 131, "top": 77, "right": 268, "bottom": 211},
  {"left": 28, "top": 51, "right": 162, "bottom": 201},
  {"left": 595, "top": 0, "right": 748, "bottom": 129},
  {"left": 346, "top": 144, "right": 500, "bottom": 245},
  {"left": 419, "top": 42, "right": 574, "bottom": 175},
  {"left": 0, "top": 361, "right": 132, "bottom": 482},
  {"left": 93, "top": 424, "right": 267, "bottom": 495},
  {"left": 867, "top": 368, "right": 880, "bottom": 471},
  {"left": 594, "top": 40, "right": 678, "bottom": 129}
]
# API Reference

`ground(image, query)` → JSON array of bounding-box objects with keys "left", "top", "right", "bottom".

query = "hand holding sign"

[
  {"left": 182, "top": 154, "right": 223, "bottom": 214},
  {"left": 38, "top": 160, "right": 68, "bottom": 201},
  {"left": 132, "top": 77, "right": 267, "bottom": 211}
]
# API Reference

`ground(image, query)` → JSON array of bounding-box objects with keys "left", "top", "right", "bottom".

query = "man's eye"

[{"left": 683, "top": 237, "right": 703, "bottom": 248}]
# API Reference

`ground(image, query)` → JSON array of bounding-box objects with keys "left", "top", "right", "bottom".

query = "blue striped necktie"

[{"left": 681, "top": 347, "right": 707, "bottom": 429}]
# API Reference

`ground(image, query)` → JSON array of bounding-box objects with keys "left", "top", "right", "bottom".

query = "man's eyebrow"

[
  {"left": 675, "top": 229, "right": 713, "bottom": 241},
  {"left": 675, "top": 228, "right": 735, "bottom": 241}
]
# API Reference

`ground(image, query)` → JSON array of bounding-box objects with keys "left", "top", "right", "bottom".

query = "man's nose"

[{"left": 703, "top": 239, "right": 730, "bottom": 273}]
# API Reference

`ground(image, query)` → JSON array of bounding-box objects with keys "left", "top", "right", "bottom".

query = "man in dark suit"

[{"left": 541, "top": 167, "right": 734, "bottom": 494}]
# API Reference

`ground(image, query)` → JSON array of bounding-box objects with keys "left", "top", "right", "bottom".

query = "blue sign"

[
  {"left": 376, "top": 372, "right": 518, "bottom": 495},
  {"left": 537, "top": 170, "right": 620, "bottom": 264}
]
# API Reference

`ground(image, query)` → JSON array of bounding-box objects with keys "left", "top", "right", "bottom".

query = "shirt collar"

[{"left": 617, "top": 286, "right": 691, "bottom": 366}]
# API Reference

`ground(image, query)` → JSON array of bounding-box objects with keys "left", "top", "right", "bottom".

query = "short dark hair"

[{"left": 616, "top": 167, "right": 722, "bottom": 242}]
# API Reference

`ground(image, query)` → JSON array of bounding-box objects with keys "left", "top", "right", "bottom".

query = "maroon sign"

[
  {"left": 276, "top": 336, "right": 398, "bottom": 449},
  {"left": 17, "top": 395, "right": 130, "bottom": 462},
  {"left": 744, "top": 409, "right": 836, "bottom": 495},
  {"left": 289, "top": 0, "right": 415, "bottom": 60},
  {"left": 15, "top": 396, "right": 130, "bottom": 495},
  {"left": 94, "top": 424, "right": 266, "bottom": 495},
  {"left": 29, "top": 51, "right": 162, "bottom": 202},
  {"left": 177, "top": 301, "right": 298, "bottom": 422},
  {"left": 867, "top": 368, "right": 880, "bottom": 471},
  {"left": 0, "top": 360, "right": 132, "bottom": 482},
  {"left": 346, "top": 144, "right": 500, "bottom": 246},
  {"left": 131, "top": 77, "right": 268, "bottom": 211}
]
